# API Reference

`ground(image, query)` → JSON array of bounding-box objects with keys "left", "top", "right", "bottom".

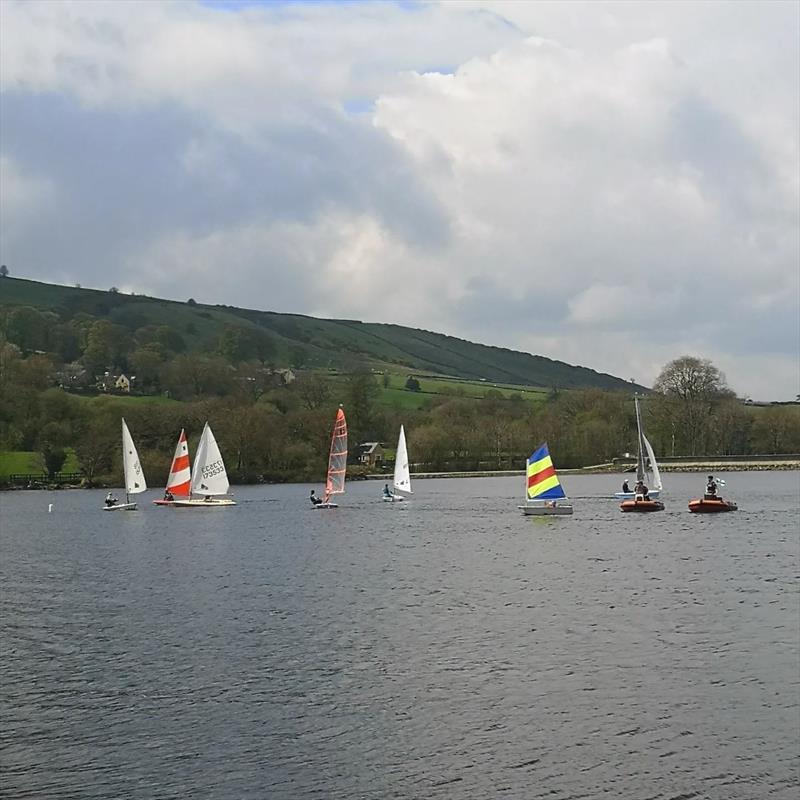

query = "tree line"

[{"left": 0, "top": 332, "right": 798, "bottom": 486}]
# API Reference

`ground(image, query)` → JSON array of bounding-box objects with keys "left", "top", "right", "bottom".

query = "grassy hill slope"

[{"left": 0, "top": 277, "right": 640, "bottom": 391}]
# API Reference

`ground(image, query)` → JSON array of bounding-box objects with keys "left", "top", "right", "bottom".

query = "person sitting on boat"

[
  {"left": 310, "top": 489, "right": 323, "bottom": 506},
  {"left": 163, "top": 490, "right": 174, "bottom": 502},
  {"left": 383, "top": 483, "right": 393, "bottom": 498},
  {"left": 634, "top": 480, "right": 649, "bottom": 500},
  {"left": 704, "top": 475, "right": 718, "bottom": 499},
  {"left": 105, "top": 492, "right": 117, "bottom": 507},
  {"left": 622, "top": 480, "right": 630, "bottom": 493}
]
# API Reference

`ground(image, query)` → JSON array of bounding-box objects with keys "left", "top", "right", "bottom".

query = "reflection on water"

[{"left": 1, "top": 472, "right": 798, "bottom": 799}]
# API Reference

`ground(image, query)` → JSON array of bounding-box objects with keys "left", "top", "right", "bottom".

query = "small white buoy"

[{"left": 48, "top": 503, "right": 53, "bottom": 513}]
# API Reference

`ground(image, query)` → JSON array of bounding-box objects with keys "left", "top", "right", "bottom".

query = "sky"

[{"left": 1, "top": 0, "right": 798, "bottom": 400}]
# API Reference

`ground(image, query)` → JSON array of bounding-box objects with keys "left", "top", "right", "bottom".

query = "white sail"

[
  {"left": 643, "top": 434, "right": 662, "bottom": 492},
  {"left": 190, "top": 422, "right": 230, "bottom": 496},
  {"left": 393, "top": 425, "right": 412, "bottom": 495},
  {"left": 121, "top": 418, "right": 147, "bottom": 495}
]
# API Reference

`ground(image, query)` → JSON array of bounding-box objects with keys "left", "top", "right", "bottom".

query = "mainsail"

[
  {"left": 393, "top": 425, "right": 412, "bottom": 495},
  {"left": 324, "top": 407, "right": 348, "bottom": 502},
  {"left": 190, "top": 422, "right": 230, "bottom": 497},
  {"left": 165, "top": 429, "right": 191, "bottom": 497},
  {"left": 643, "top": 434, "right": 663, "bottom": 492},
  {"left": 121, "top": 418, "right": 147, "bottom": 498},
  {"left": 526, "top": 442, "right": 568, "bottom": 501}
]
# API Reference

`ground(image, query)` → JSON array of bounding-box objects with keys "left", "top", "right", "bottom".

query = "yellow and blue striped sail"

[{"left": 526, "top": 442, "right": 567, "bottom": 500}]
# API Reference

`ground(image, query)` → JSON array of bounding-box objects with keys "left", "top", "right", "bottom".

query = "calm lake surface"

[{"left": 1, "top": 471, "right": 798, "bottom": 799}]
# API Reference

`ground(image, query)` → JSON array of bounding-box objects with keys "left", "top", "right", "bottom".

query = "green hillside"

[{"left": 0, "top": 276, "right": 640, "bottom": 391}]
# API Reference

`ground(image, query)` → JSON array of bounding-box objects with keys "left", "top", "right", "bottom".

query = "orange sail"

[
  {"left": 165, "top": 429, "right": 191, "bottom": 497},
  {"left": 324, "top": 407, "right": 348, "bottom": 502}
]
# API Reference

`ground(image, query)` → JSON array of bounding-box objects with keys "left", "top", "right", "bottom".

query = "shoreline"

[
  {"left": 366, "top": 460, "right": 800, "bottom": 480},
  {"left": 3, "top": 459, "right": 798, "bottom": 491}
]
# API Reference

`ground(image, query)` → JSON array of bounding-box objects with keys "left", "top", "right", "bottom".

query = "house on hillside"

[
  {"left": 275, "top": 368, "right": 296, "bottom": 384},
  {"left": 356, "top": 442, "right": 385, "bottom": 468},
  {"left": 114, "top": 374, "right": 132, "bottom": 393}
]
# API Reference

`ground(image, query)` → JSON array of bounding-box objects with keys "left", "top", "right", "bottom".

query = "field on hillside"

[{"left": 0, "top": 450, "right": 80, "bottom": 480}]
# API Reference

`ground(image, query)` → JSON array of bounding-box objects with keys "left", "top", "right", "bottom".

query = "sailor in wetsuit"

[
  {"left": 622, "top": 480, "right": 630, "bottom": 493},
  {"left": 310, "top": 489, "right": 323, "bottom": 505},
  {"left": 105, "top": 491, "right": 117, "bottom": 507},
  {"left": 704, "top": 475, "right": 718, "bottom": 499},
  {"left": 383, "top": 483, "right": 393, "bottom": 499}
]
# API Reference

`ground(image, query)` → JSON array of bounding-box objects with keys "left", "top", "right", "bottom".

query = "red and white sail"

[
  {"left": 324, "top": 407, "right": 348, "bottom": 502},
  {"left": 165, "top": 429, "right": 191, "bottom": 497}
]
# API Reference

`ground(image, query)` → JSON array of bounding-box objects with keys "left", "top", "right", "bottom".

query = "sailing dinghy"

[
  {"left": 103, "top": 418, "right": 147, "bottom": 511},
  {"left": 383, "top": 425, "right": 413, "bottom": 502},
  {"left": 153, "top": 429, "right": 191, "bottom": 506},
  {"left": 615, "top": 395, "right": 662, "bottom": 500},
  {"left": 618, "top": 395, "right": 664, "bottom": 512},
  {"left": 171, "top": 422, "right": 236, "bottom": 507},
  {"left": 519, "top": 442, "right": 573, "bottom": 516},
  {"left": 315, "top": 406, "right": 347, "bottom": 509}
]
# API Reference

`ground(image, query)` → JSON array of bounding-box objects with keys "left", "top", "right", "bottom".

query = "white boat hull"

[
  {"left": 171, "top": 498, "right": 237, "bottom": 508},
  {"left": 382, "top": 493, "right": 406, "bottom": 502},
  {"left": 614, "top": 490, "right": 661, "bottom": 500},
  {"left": 313, "top": 502, "right": 338, "bottom": 509},
  {"left": 102, "top": 502, "right": 137, "bottom": 512},
  {"left": 519, "top": 503, "right": 573, "bottom": 516}
]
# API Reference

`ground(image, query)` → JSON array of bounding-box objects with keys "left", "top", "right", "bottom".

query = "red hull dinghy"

[
  {"left": 688, "top": 497, "right": 738, "bottom": 513},
  {"left": 620, "top": 497, "right": 665, "bottom": 512}
]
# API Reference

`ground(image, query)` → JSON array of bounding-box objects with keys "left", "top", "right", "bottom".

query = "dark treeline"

[{"left": 1, "top": 334, "right": 798, "bottom": 486}]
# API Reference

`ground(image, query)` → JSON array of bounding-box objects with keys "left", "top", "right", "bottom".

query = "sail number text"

[{"left": 201, "top": 459, "right": 225, "bottom": 479}]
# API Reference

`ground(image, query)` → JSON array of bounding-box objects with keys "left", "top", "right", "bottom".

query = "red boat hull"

[
  {"left": 688, "top": 498, "right": 738, "bottom": 513},
  {"left": 620, "top": 499, "right": 665, "bottom": 512}
]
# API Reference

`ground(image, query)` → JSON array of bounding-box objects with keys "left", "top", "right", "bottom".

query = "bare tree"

[{"left": 653, "top": 356, "right": 734, "bottom": 455}]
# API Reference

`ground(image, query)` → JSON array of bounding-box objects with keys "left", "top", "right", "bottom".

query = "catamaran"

[
  {"left": 171, "top": 422, "right": 236, "bottom": 507},
  {"left": 153, "top": 429, "right": 191, "bottom": 506},
  {"left": 103, "top": 418, "right": 147, "bottom": 511},
  {"left": 315, "top": 406, "right": 347, "bottom": 509},
  {"left": 615, "top": 395, "right": 662, "bottom": 500},
  {"left": 383, "top": 425, "right": 413, "bottom": 502},
  {"left": 519, "top": 442, "right": 573, "bottom": 516}
]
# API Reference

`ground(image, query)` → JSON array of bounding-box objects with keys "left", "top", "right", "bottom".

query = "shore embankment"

[{"left": 366, "top": 455, "right": 800, "bottom": 480}]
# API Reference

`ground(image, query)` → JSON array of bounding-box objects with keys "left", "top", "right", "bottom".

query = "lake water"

[{"left": 1, "top": 471, "right": 798, "bottom": 799}]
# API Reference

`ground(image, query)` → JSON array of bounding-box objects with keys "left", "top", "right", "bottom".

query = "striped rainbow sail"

[{"left": 526, "top": 442, "right": 568, "bottom": 501}]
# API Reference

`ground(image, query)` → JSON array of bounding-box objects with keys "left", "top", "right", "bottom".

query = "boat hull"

[
  {"left": 519, "top": 503, "right": 573, "bottom": 516},
  {"left": 170, "top": 498, "right": 237, "bottom": 508},
  {"left": 102, "top": 502, "right": 137, "bottom": 512},
  {"left": 313, "top": 502, "right": 338, "bottom": 509},
  {"left": 614, "top": 490, "right": 661, "bottom": 500},
  {"left": 620, "top": 499, "right": 664, "bottom": 512},
  {"left": 688, "top": 498, "right": 737, "bottom": 513}
]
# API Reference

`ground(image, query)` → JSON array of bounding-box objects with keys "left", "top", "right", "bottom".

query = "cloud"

[{"left": 0, "top": 0, "right": 797, "bottom": 400}]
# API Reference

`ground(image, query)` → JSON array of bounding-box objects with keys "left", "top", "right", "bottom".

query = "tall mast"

[{"left": 634, "top": 395, "right": 645, "bottom": 483}]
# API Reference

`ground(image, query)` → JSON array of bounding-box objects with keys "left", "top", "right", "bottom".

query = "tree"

[
  {"left": 295, "top": 372, "right": 332, "bottom": 410},
  {"left": 751, "top": 406, "right": 800, "bottom": 454},
  {"left": 347, "top": 368, "right": 379, "bottom": 435},
  {"left": 652, "top": 356, "right": 734, "bottom": 455},
  {"left": 41, "top": 446, "right": 67, "bottom": 478},
  {"left": 129, "top": 346, "right": 166, "bottom": 393},
  {"left": 0, "top": 265, "right": 8, "bottom": 277},
  {"left": 405, "top": 376, "right": 421, "bottom": 392}
]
